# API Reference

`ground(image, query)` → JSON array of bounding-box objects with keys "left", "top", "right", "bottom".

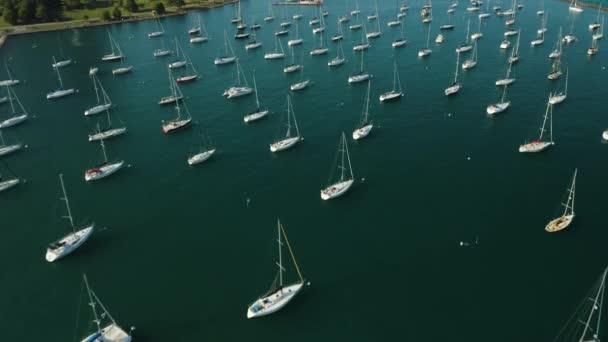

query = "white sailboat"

[
  {"left": 351, "top": 0, "right": 361, "bottom": 16},
  {"left": 537, "top": 11, "right": 548, "bottom": 35},
  {"left": 270, "top": 95, "right": 301, "bottom": 152},
  {"left": 0, "top": 162, "right": 20, "bottom": 193},
  {"left": 500, "top": 38, "right": 511, "bottom": 49},
  {"left": 353, "top": 80, "right": 373, "bottom": 140},
  {"left": 547, "top": 53, "right": 563, "bottom": 80},
  {"left": 348, "top": 50, "right": 372, "bottom": 84},
  {"left": 223, "top": 60, "right": 253, "bottom": 99},
  {"left": 353, "top": 26, "right": 371, "bottom": 51},
  {"left": 328, "top": 40, "right": 347, "bottom": 67},
  {"left": 456, "top": 19, "right": 473, "bottom": 53},
  {"left": 366, "top": 2, "right": 382, "bottom": 38},
  {"left": 495, "top": 63, "right": 515, "bottom": 86},
  {"left": 569, "top": 0, "right": 583, "bottom": 13},
  {"left": 0, "top": 129, "right": 23, "bottom": 157},
  {"left": 284, "top": 46, "right": 302, "bottom": 73},
  {"left": 545, "top": 169, "right": 577, "bottom": 232},
  {"left": 247, "top": 220, "right": 305, "bottom": 319},
  {"left": 246, "top": 35, "right": 263, "bottom": 51},
  {"left": 531, "top": 31, "right": 545, "bottom": 46},
  {"left": 169, "top": 38, "right": 188, "bottom": 69},
  {"left": 422, "top": 0, "right": 433, "bottom": 23},
  {"left": 84, "top": 75, "right": 112, "bottom": 116},
  {"left": 214, "top": 32, "right": 237, "bottom": 65},
  {"left": 244, "top": 75, "right": 269, "bottom": 123},
  {"left": 111, "top": 52, "right": 133, "bottom": 76},
  {"left": 312, "top": 7, "right": 326, "bottom": 34},
  {"left": 190, "top": 16, "right": 209, "bottom": 44},
  {"left": 80, "top": 275, "right": 133, "bottom": 342},
  {"left": 148, "top": 17, "right": 165, "bottom": 37},
  {"left": 47, "top": 57, "right": 75, "bottom": 99},
  {"left": 0, "top": 85, "right": 29, "bottom": 128},
  {"left": 379, "top": 62, "right": 403, "bottom": 102},
  {"left": 290, "top": 65, "right": 310, "bottom": 91},
  {"left": 153, "top": 38, "right": 171, "bottom": 58},
  {"left": 563, "top": 20, "right": 577, "bottom": 44},
  {"left": 45, "top": 174, "right": 94, "bottom": 262},
  {"left": 188, "top": 14, "right": 202, "bottom": 35},
  {"left": 418, "top": 24, "right": 433, "bottom": 57},
  {"left": 444, "top": 52, "right": 461, "bottom": 96},
  {"left": 187, "top": 131, "right": 215, "bottom": 165},
  {"left": 176, "top": 55, "right": 198, "bottom": 84},
  {"left": 519, "top": 96, "right": 554, "bottom": 153},
  {"left": 265, "top": 36, "right": 286, "bottom": 59},
  {"left": 101, "top": 30, "right": 124, "bottom": 61},
  {"left": 332, "top": 19, "right": 345, "bottom": 41},
  {"left": 52, "top": 57, "right": 72, "bottom": 68},
  {"left": 264, "top": 1, "right": 275, "bottom": 22},
  {"left": 462, "top": 41, "right": 478, "bottom": 69},
  {"left": 549, "top": 68, "right": 568, "bottom": 105},
  {"left": 508, "top": 31, "right": 521, "bottom": 64},
  {"left": 368, "top": 0, "right": 379, "bottom": 20},
  {"left": 392, "top": 18, "right": 408, "bottom": 48},
  {"left": 549, "top": 28, "right": 563, "bottom": 58},
  {"left": 321, "top": 133, "right": 354, "bottom": 200},
  {"left": 159, "top": 70, "right": 183, "bottom": 105},
  {"left": 0, "top": 64, "right": 19, "bottom": 87},
  {"left": 588, "top": 37, "right": 599, "bottom": 55},
  {"left": 310, "top": 29, "right": 329, "bottom": 55},
  {"left": 163, "top": 74, "right": 192, "bottom": 133},
  {"left": 471, "top": 17, "right": 483, "bottom": 40},
  {"left": 486, "top": 84, "right": 510, "bottom": 115},
  {"left": 84, "top": 139, "right": 124, "bottom": 181},
  {"left": 288, "top": 20, "right": 304, "bottom": 46},
  {"left": 593, "top": 16, "right": 605, "bottom": 40},
  {"left": 479, "top": 0, "right": 491, "bottom": 18}
]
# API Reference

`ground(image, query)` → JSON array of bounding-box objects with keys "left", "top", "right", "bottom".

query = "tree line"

[{"left": 1, "top": 0, "right": 63, "bottom": 24}]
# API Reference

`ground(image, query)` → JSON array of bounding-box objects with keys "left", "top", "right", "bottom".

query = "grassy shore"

[{"left": 0, "top": 0, "right": 233, "bottom": 35}]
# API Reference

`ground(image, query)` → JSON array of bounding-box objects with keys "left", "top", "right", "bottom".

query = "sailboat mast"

[
  {"left": 253, "top": 74, "right": 260, "bottom": 109},
  {"left": 92, "top": 75, "right": 100, "bottom": 104},
  {"left": 285, "top": 96, "right": 292, "bottom": 137},
  {"left": 549, "top": 102, "right": 553, "bottom": 143},
  {"left": 578, "top": 266, "right": 607, "bottom": 341},
  {"left": 454, "top": 52, "right": 460, "bottom": 83},
  {"left": 292, "top": 97, "right": 300, "bottom": 137},
  {"left": 59, "top": 174, "right": 75, "bottom": 230},
  {"left": 100, "top": 140, "right": 108, "bottom": 163},
  {"left": 53, "top": 57, "right": 64, "bottom": 88},
  {"left": 277, "top": 220, "right": 284, "bottom": 288},
  {"left": 565, "top": 68, "right": 569, "bottom": 96},
  {"left": 539, "top": 97, "right": 550, "bottom": 141},
  {"left": 7, "top": 85, "right": 15, "bottom": 114},
  {"left": 83, "top": 275, "right": 102, "bottom": 333},
  {"left": 344, "top": 133, "right": 354, "bottom": 179},
  {"left": 364, "top": 80, "right": 371, "bottom": 123},
  {"left": 340, "top": 134, "right": 346, "bottom": 181},
  {"left": 279, "top": 222, "right": 304, "bottom": 283}
]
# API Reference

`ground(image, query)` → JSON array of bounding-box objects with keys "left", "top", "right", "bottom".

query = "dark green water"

[{"left": 1, "top": 0, "right": 607, "bottom": 340}]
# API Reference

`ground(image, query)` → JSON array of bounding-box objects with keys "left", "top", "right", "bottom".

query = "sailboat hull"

[
  {"left": 244, "top": 110, "right": 269, "bottom": 123},
  {"left": 223, "top": 87, "right": 253, "bottom": 99},
  {"left": 518, "top": 141, "right": 554, "bottom": 153},
  {"left": 81, "top": 323, "right": 131, "bottom": 342},
  {"left": 188, "top": 149, "right": 216, "bottom": 165},
  {"left": 549, "top": 94, "right": 566, "bottom": 105},
  {"left": 191, "top": 37, "right": 209, "bottom": 44},
  {"left": 247, "top": 283, "right": 304, "bottom": 319},
  {"left": 288, "top": 39, "right": 304, "bottom": 46},
  {"left": 444, "top": 84, "right": 461, "bottom": 96},
  {"left": 0, "top": 143, "right": 23, "bottom": 157},
  {"left": 46, "top": 225, "right": 94, "bottom": 262},
  {"left": 169, "top": 60, "right": 187, "bottom": 69},
  {"left": 379, "top": 91, "right": 403, "bottom": 102},
  {"left": 162, "top": 118, "right": 192, "bottom": 134},
  {"left": 101, "top": 54, "right": 123, "bottom": 62},
  {"left": 486, "top": 102, "right": 511, "bottom": 115},
  {"left": 84, "top": 103, "right": 112, "bottom": 116},
  {"left": 264, "top": 53, "right": 286, "bottom": 60},
  {"left": 0, "top": 114, "right": 28, "bottom": 128},
  {"left": 89, "top": 127, "right": 127, "bottom": 142},
  {"left": 545, "top": 214, "right": 574, "bottom": 232},
  {"left": 176, "top": 75, "right": 198, "bottom": 84},
  {"left": 290, "top": 80, "right": 310, "bottom": 91},
  {"left": 112, "top": 67, "right": 133, "bottom": 75},
  {"left": 85, "top": 161, "right": 125, "bottom": 181},
  {"left": 0, "top": 178, "right": 19, "bottom": 192},
  {"left": 348, "top": 74, "right": 371, "bottom": 83},
  {"left": 153, "top": 49, "right": 171, "bottom": 57},
  {"left": 47, "top": 88, "right": 75, "bottom": 99},
  {"left": 353, "top": 124, "right": 373, "bottom": 140},
  {"left": 328, "top": 58, "right": 345, "bottom": 67},
  {"left": 270, "top": 137, "right": 301, "bottom": 152},
  {"left": 284, "top": 64, "right": 302, "bottom": 73},
  {"left": 321, "top": 179, "right": 354, "bottom": 200}
]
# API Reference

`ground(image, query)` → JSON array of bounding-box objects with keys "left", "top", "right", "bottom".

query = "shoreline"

[{"left": 0, "top": 0, "right": 237, "bottom": 43}]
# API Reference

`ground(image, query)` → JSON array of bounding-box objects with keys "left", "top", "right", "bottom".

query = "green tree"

[
  {"left": 176, "top": 0, "right": 184, "bottom": 8},
  {"left": 154, "top": 2, "right": 165, "bottom": 14},
  {"left": 3, "top": 1, "right": 18, "bottom": 25},
  {"left": 35, "top": 3, "right": 48, "bottom": 21},
  {"left": 125, "top": 0, "right": 138, "bottom": 12},
  {"left": 18, "top": 0, "right": 36, "bottom": 23},
  {"left": 102, "top": 9, "right": 111, "bottom": 20},
  {"left": 112, "top": 6, "right": 121, "bottom": 19}
]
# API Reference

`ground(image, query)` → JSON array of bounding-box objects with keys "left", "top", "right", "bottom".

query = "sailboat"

[
  {"left": 0, "top": 85, "right": 28, "bottom": 128},
  {"left": 462, "top": 41, "right": 478, "bottom": 70},
  {"left": 0, "top": 162, "right": 20, "bottom": 193},
  {"left": 169, "top": 39, "right": 188, "bottom": 69},
  {"left": 187, "top": 130, "right": 215, "bottom": 165},
  {"left": 214, "top": 32, "right": 237, "bottom": 65},
  {"left": 176, "top": 55, "right": 198, "bottom": 84},
  {"left": 379, "top": 62, "right": 403, "bottom": 102},
  {"left": 495, "top": 63, "right": 515, "bottom": 86},
  {"left": 101, "top": 30, "right": 124, "bottom": 61},
  {"left": 52, "top": 56, "right": 72, "bottom": 68},
  {"left": 159, "top": 70, "right": 184, "bottom": 105},
  {"left": 288, "top": 20, "right": 304, "bottom": 46},
  {"left": 486, "top": 84, "right": 510, "bottom": 115},
  {"left": 392, "top": 18, "right": 408, "bottom": 47},
  {"left": 549, "top": 28, "right": 563, "bottom": 58},
  {"left": 45, "top": 174, "right": 94, "bottom": 262},
  {"left": 471, "top": 17, "right": 483, "bottom": 40},
  {"left": 444, "top": 52, "right": 461, "bottom": 96},
  {"left": 47, "top": 57, "right": 75, "bottom": 99},
  {"left": 366, "top": 6, "right": 382, "bottom": 39},
  {"left": 479, "top": 0, "right": 491, "bottom": 18},
  {"left": 246, "top": 30, "right": 263, "bottom": 50},
  {"left": 148, "top": 17, "right": 165, "bottom": 37},
  {"left": 531, "top": 31, "right": 545, "bottom": 46},
  {"left": 456, "top": 19, "right": 473, "bottom": 53},
  {"left": 264, "top": 1, "right": 275, "bottom": 22},
  {"left": 188, "top": 14, "right": 202, "bottom": 35},
  {"left": 284, "top": 46, "right": 302, "bottom": 73},
  {"left": 549, "top": 68, "right": 568, "bottom": 105},
  {"left": 508, "top": 32, "right": 521, "bottom": 64},
  {"left": 265, "top": 36, "right": 286, "bottom": 59},
  {"left": 163, "top": 74, "right": 192, "bottom": 133},
  {"left": 353, "top": 80, "right": 373, "bottom": 140},
  {"left": 349, "top": 1, "right": 362, "bottom": 30},
  {"left": 332, "top": 19, "right": 345, "bottom": 41},
  {"left": 244, "top": 75, "right": 269, "bottom": 123},
  {"left": 270, "top": 95, "right": 301, "bottom": 152},
  {"left": 328, "top": 40, "right": 347, "bottom": 67},
  {"left": 547, "top": 53, "right": 563, "bottom": 80},
  {"left": 418, "top": 24, "right": 433, "bottom": 57},
  {"left": 569, "top": 0, "right": 583, "bottom": 13},
  {"left": 247, "top": 220, "right": 305, "bottom": 319},
  {"left": 84, "top": 75, "right": 111, "bottom": 116},
  {"left": 353, "top": 26, "right": 371, "bottom": 51},
  {"left": 312, "top": 7, "right": 326, "bottom": 34},
  {"left": 310, "top": 29, "right": 329, "bottom": 55},
  {"left": 348, "top": 49, "right": 372, "bottom": 84},
  {"left": 0, "top": 129, "right": 23, "bottom": 157},
  {"left": 230, "top": 0, "right": 242, "bottom": 24},
  {"left": 544, "top": 169, "right": 577, "bottom": 232},
  {"left": 223, "top": 60, "right": 253, "bottom": 99},
  {"left": 153, "top": 37, "right": 172, "bottom": 57},
  {"left": 500, "top": 38, "right": 511, "bottom": 49},
  {"left": 84, "top": 139, "right": 124, "bottom": 181},
  {"left": 111, "top": 51, "right": 133, "bottom": 76},
  {"left": 422, "top": 0, "right": 433, "bottom": 23},
  {"left": 351, "top": 0, "right": 361, "bottom": 16},
  {"left": 368, "top": 0, "right": 379, "bottom": 20},
  {"left": 537, "top": 11, "right": 548, "bottom": 35},
  {"left": 588, "top": 37, "right": 599, "bottom": 55},
  {"left": 290, "top": 65, "right": 310, "bottom": 91},
  {"left": 518, "top": 95, "right": 554, "bottom": 153},
  {"left": 234, "top": 23, "right": 250, "bottom": 40},
  {"left": 79, "top": 275, "right": 133, "bottom": 342},
  {"left": 563, "top": 19, "right": 577, "bottom": 44},
  {"left": 321, "top": 133, "right": 354, "bottom": 200},
  {"left": 88, "top": 107, "right": 127, "bottom": 142},
  {"left": 0, "top": 62, "right": 19, "bottom": 87},
  {"left": 593, "top": 16, "right": 605, "bottom": 40},
  {"left": 440, "top": 5, "right": 455, "bottom": 30},
  {"left": 190, "top": 16, "right": 209, "bottom": 43}
]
